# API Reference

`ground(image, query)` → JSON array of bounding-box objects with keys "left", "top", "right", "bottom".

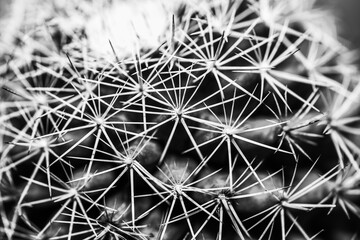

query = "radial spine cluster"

[{"left": 1, "top": 0, "right": 360, "bottom": 239}]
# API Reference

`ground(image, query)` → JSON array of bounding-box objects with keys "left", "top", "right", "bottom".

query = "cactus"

[{"left": 1, "top": 0, "right": 360, "bottom": 239}]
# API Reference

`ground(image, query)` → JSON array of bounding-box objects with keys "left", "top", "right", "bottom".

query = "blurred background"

[
  {"left": 325, "top": 0, "right": 360, "bottom": 53},
  {"left": 1, "top": 0, "right": 360, "bottom": 58}
]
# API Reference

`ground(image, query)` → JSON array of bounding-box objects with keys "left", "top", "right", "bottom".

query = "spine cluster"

[{"left": 1, "top": 0, "right": 360, "bottom": 239}]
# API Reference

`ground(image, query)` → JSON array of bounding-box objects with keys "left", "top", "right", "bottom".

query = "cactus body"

[{"left": 1, "top": 0, "right": 360, "bottom": 239}]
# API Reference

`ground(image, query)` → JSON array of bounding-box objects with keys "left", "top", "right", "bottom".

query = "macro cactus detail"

[{"left": 1, "top": 0, "right": 360, "bottom": 239}]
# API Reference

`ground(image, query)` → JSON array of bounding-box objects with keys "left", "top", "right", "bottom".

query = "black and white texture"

[{"left": 1, "top": 0, "right": 360, "bottom": 239}]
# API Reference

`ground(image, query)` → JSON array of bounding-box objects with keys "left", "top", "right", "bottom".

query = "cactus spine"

[{"left": 1, "top": 0, "right": 360, "bottom": 239}]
